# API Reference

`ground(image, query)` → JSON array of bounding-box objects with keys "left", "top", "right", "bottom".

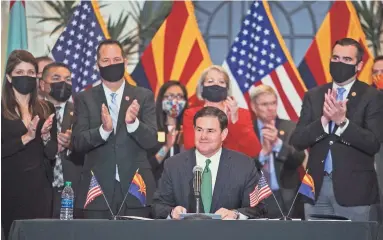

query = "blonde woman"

[{"left": 183, "top": 65, "right": 260, "bottom": 157}]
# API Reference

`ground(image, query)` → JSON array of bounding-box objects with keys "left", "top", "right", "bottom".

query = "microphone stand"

[
  {"left": 280, "top": 169, "right": 310, "bottom": 221},
  {"left": 183, "top": 170, "right": 212, "bottom": 220},
  {"left": 281, "top": 186, "right": 301, "bottom": 221},
  {"left": 110, "top": 184, "right": 135, "bottom": 220},
  {"left": 183, "top": 193, "right": 212, "bottom": 220}
]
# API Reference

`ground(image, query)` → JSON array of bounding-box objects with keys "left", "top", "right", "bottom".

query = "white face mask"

[{"left": 162, "top": 99, "right": 186, "bottom": 118}]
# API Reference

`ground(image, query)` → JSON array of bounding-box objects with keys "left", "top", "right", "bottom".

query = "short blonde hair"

[
  {"left": 249, "top": 85, "right": 277, "bottom": 103},
  {"left": 196, "top": 65, "right": 232, "bottom": 100}
]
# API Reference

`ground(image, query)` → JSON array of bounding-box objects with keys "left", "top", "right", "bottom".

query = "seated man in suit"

[
  {"left": 250, "top": 85, "right": 306, "bottom": 219},
  {"left": 152, "top": 106, "right": 267, "bottom": 219},
  {"left": 290, "top": 38, "right": 383, "bottom": 221},
  {"left": 39, "top": 62, "right": 84, "bottom": 218}
]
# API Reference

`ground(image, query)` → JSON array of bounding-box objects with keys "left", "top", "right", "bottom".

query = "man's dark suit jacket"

[
  {"left": 152, "top": 148, "right": 267, "bottom": 219},
  {"left": 290, "top": 80, "right": 383, "bottom": 206},
  {"left": 52, "top": 101, "right": 84, "bottom": 217},
  {"left": 72, "top": 83, "right": 157, "bottom": 212},
  {"left": 253, "top": 118, "right": 305, "bottom": 218}
]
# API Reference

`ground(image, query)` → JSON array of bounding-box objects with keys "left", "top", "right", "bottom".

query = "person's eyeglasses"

[{"left": 163, "top": 94, "right": 185, "bottom": 100}]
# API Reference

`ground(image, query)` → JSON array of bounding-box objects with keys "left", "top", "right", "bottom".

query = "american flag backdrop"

[
  {"left": 84, "top": 172, "right": 103, "bottom": 209},
  {"left": 249, "top": 171, "right": 272, "bottom": 207},
  {"left": 223, "top": 0, "right": 307, "bottom": 122},
  {"left": 51, "top": 0, "right": 108, "bottom": 93}
]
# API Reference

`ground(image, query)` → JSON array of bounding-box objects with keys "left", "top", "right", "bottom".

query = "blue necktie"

[
  {"left": 109, "top": 93, "right": 118, "bottom": 132},
  {"left": 259, "top": 123, "right": 279, "bottom": 191},
  {"left": 324, "top": 87, "right": 346, "bottom": 174},
  {"left": 109, "top": 93, "right": 120, "bottom": 181}
]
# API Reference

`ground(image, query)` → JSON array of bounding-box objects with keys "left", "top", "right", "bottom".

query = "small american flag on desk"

[
  {"left": 51, "top": 0, "right": 108, "bottom": 93},
  {"left": 249, "top": 171, "right": 272, "bottom": 207},
  {"left": 84, "top": 171, "right": 103, "bottom": 208}
]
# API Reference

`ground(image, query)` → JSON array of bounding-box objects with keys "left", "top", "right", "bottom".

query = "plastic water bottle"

[{"left": 60, "top": 181, "right": 74, "bottom": 220}]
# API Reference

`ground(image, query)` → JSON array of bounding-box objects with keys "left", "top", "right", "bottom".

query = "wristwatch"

[
  {"left": 233, "top": 210, "right": 240, "bottom": 220},
  {"left": 336, "top": 118, "right": 348, "bottom": 127}
]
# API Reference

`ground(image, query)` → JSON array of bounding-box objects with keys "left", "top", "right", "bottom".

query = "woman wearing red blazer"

[{"left": 183, "top": 65, "right": 261, "bottom": 157}]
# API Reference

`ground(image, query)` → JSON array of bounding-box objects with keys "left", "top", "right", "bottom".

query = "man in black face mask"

[
  {"left": 40, "top": 62, "right": 84, "bottom": 218},
  {"left": 72, "top": 39, "right": 157, "bottom": 219},
  {"left": 290, "top": 38, "right": 383, "bottom": 221}
]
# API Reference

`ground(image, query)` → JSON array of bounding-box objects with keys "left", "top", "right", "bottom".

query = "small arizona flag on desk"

[
  {"left": 298, "top": 170, "right": 315, "bottom": 203},
  {"left": 128, "top": 170, "right": 147, "bottom": 207}
]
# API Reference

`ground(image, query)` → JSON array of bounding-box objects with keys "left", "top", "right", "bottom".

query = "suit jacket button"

[{"left": 329, "top": 141, "right": 333, "bottom": 145}]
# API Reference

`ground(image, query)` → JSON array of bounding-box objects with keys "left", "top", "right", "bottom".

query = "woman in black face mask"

[
  {"left": 1, "top": 50, "right": 58, "bottom": 239},
  {"left": 182, "top": 65, "right": 261, "bottom": 157}
]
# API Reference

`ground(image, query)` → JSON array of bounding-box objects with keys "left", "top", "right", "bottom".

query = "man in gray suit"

[
  {"left": 153, "top": 107, "right": 267, "bottom": 219},
  {"left": 249, "top": 85, "right": 306, "bottom": 219},
  {"left": 39, "top": 62, "right": 84, "bottom": 218},
  {"left": 72, "top": 39, "right": 157, "bottom": 219},
  {"left": 250, "top": 85, "right": 306, "bottom": 219}
]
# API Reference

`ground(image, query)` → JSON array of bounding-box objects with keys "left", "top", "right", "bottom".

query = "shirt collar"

[
  {"left": 56, "top": 102, "right": 66, "bottom": 109},
  {"left": 102, "top": 81, "right": 125, "bottom": 96},
  {"left": 257, "top": 119, "right": 264, "bottom": 131},
  {"left": 332, "top": 79, "right": 355, "bottom": 93},
  {"left": 195, "top": 147, "right": 222, "bottom": 163},
  {"left": 45, "top": 97, "right": 66, "bottom": 110}
]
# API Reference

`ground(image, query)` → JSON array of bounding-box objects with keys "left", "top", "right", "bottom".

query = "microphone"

[
  {"left": 183, "top": 166, "right": 212, "bottom": 220},
  {"left": 192, "top": 166, "right": 203, "bottom": 214}
]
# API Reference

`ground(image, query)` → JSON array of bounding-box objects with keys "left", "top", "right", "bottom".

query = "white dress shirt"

[
  {"left": 99, "top": 81, "right": 139, "bottom": 138},
  {"left": 322, "top": 80, "right": 355, "bottom": 136},
  {"left": 55, "top": 102, "right": 66, "bottom": 125},
  {"left": 54, "top": 101, "right": 71, "bottom": 156},
  {"left": 195, "top": 148, "right": 222, "bottom": 193}
]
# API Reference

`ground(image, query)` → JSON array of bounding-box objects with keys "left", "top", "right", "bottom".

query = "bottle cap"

[{"left": 65, "top": 181, "right": 72, "bottom": 187}]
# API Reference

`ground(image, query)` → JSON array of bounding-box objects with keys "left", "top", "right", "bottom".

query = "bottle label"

[{"left": 61, "top": 198, "right": 73, "bottom": 208}]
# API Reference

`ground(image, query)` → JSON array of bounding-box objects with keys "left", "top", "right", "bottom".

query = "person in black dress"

[
  {"left": 148, "top": 81, "right": 188, "bottom": 184},
  {"left": 1, "top": 50, "right": 57, "bottom": 238}
]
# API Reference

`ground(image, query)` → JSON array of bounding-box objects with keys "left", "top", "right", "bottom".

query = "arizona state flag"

[
  {"left": 298, "top": 0, "right": 374, "bottom": 90},
  {"left": 298, "top": 171, "right": 315, "bottom": 203},
  {"left": 131, "top": 1, "right": 212, "bottom": 107}
]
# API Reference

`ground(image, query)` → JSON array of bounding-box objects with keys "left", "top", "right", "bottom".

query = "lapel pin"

[
  {"left": 351, "top": 92, "right": 356, "bottom": 97},
  {"left": 279, "top": 130, "right": 285, "bottom": 136},
  {"left": 70, "top": 111, "right": 74, "bottom": 116},
  {"left": 125, "top": 96, "right": 130, "bottom": 101}
]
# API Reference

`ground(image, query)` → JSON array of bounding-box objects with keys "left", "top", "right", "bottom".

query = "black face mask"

[
  {"left": 99, "top": 63, "right": 125, "bottom": 82},
  {"left": 11, "top": 76, "right": 36, "bottom": 95},
  {"left": 330, "top": 61, "right": 357, "bottom": 84},
  {"left": 49, "top": 81, "right": 72, "bottom": 102},
  {"left": 202, "top": 85, "right": 228, "bottom": 102}
]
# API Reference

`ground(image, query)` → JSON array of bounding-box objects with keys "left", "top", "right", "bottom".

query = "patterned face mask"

[
  {"left": 162, "top": 99, "right": 186, "bottom": 118},
  {"left": 373, "top": 74, "right": 383, "bottom": 90}
]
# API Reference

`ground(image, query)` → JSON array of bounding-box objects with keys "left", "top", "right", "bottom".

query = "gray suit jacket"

[
  {"left": 152, "top": 148, "right": 267, "bottom": 219},
  {"left": 59, "top": 101, "right": 83, "bottom": 193},
  {"left": 254, "top": 118, "right": 305, "bottom": 189},
  {"left": 72, "top": 83, "right": 157, "bottom": 210}
]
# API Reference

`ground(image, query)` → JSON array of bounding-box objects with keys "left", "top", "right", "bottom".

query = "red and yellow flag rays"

[
  {"left": 139, "top": 1, "right": 212, "bottom": 100},
  {"left": 302, "top": 174, "right": 315, "bottom": 193},
  {"left": 299, "top": 1, "right": 374, "bottom": 89},
  {"left": 132, "top": 172, "right": 146, "bottom": 195}
]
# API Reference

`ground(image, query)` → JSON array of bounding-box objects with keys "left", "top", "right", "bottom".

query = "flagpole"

[{"left": 284, "top": 168, "right": 310, "bottom": 220}]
